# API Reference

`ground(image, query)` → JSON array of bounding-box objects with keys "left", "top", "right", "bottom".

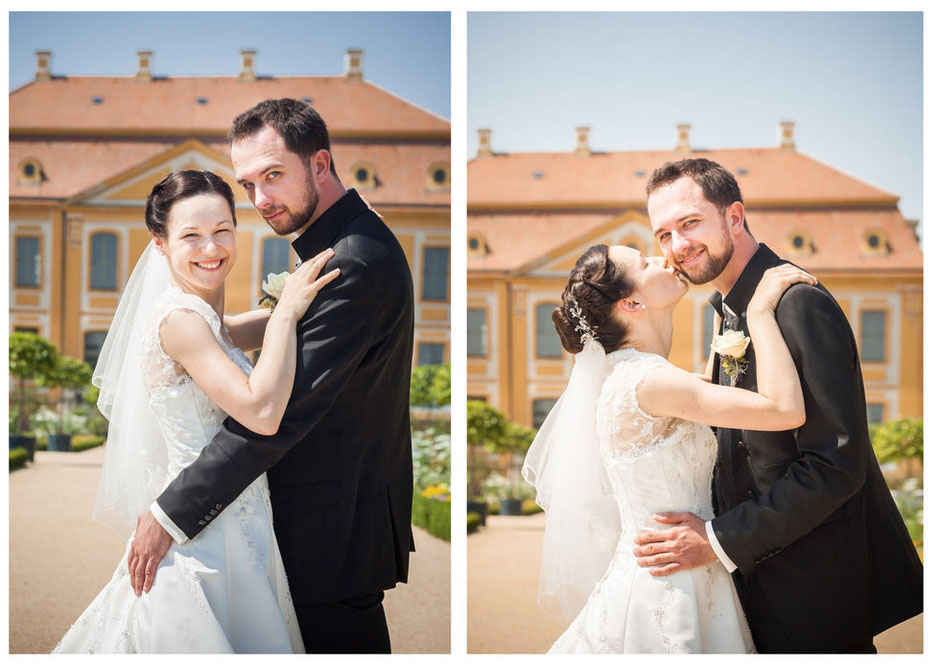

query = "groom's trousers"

[{"left": 294, "top": 591, "right": 391, "bottom": 654}]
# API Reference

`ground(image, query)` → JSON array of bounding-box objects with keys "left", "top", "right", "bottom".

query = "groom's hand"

[
  {"left": 633, "top": 512, "right": 716, "bottom": 576},
  {"left": 128, "top": 511, "right": 172, "bottom": 596}
]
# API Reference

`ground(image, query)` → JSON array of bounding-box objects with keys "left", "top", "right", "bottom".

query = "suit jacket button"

[
  {"left": 209, "top": 509, "right": 217, "bottom": 516},
  {"left": 737, "top": 440, "right": 746, "bottom": 448},
  {"left": 198, "top": 520, "right": 206, "bottom": 526},
  {"left": 215, "top": 503, "right": 223, "bottom": 510}
]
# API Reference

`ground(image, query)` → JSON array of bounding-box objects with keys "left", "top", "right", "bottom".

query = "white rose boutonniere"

[
  {"left": 711, "top": 329, "right": 751, "bottom": 386},
  {"left": 259, "top": 271, "right": 290, "bottom": 310}
]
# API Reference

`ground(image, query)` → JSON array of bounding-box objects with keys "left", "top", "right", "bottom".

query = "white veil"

[
  {"left": 92, "top": 241, "right": 171, "bottom": 538},
  {"left": 521, "top": 338, "right": 621, "bottom": 624}
]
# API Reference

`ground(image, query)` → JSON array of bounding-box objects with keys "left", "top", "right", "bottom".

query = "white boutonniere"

[
  {"left": 711, "top": 330, "right": 751, "bottom": 386},
  {"left": 259, "top": 271, "right": 290, "bottom": 310}
]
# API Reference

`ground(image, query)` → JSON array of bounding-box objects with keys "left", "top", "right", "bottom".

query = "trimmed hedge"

[
  {"left": 467, "top": 511, "right": 482, "bottom": 534},
  {"left": 9, "top": 447, "right": 29, "bottom": 470},
  {"left": 522, "top": 499, "right": 543, "bottom": 516},
  {"left": 71, "top": 435, "right": 105, "bottom": 452},
  {"left": 412, "top": 493, "right": 450, "bottom": 541}
]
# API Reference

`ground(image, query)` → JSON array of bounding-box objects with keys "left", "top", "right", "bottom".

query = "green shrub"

[
  {"left": 467, "top": 511, "right": 481, "bottom": 534},
  {"left": 71, "top": 435, "right": 106, "bottom": 452},
  {"left": 890, "top": 478, "right": 923, "bottom": 559},
  {"left": 522, "top": 499, "right": 543, "bottom": 516},
  {"left": 9, "top": 447, "right": 29, "bottom": 470},
  {"left": 871, "top": 418, "right": 923, "bottom": 465},
  {"left": 412, "top": 493, "right": 450, "bottom": 541}
]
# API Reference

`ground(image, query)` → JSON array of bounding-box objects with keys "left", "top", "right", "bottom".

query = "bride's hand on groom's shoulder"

[{"left": 633, "top": 512, "right": 717, "bottom": 576}]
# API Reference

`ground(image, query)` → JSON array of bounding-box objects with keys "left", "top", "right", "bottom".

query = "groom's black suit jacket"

[
  {"left": 707, "top": 244, "right": 922, "bottom": 653},
  {"left": 156, "top": 190, "right": 415, "bottom": 605}
]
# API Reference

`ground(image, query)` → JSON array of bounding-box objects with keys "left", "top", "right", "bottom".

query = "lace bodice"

[
  {"left": 140, "top": 287, "right": 254, "bottom": 481},
  {"left": 596, "top": 348, "right": 717, "bottom": 540}
]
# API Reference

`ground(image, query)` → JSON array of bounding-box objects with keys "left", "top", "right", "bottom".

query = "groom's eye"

[{"left": 658, "top": 232, "right": 670, "bottom": 244}]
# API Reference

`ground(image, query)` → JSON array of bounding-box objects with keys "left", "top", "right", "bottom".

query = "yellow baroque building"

[
  {"left": 468, "top": 124, "right": 922, "bottom": 428},
  {"left": 10, "top": 49, "right": 450, "bottom": 369}
]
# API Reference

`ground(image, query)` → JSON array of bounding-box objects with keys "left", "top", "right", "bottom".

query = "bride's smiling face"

[
  {"left": 609, "top": 245, "right": 688, "bottom": 310},
  {"left": 154, "top": 193, "right": 237, "bottom": 295}
]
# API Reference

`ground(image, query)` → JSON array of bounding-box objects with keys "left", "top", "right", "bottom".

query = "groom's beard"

[
  {"left": 262, "top": 167, "right": 320, "bottom": 236},
  {"left": 674, "top": 222, "right": 734, "bottom": 285}
]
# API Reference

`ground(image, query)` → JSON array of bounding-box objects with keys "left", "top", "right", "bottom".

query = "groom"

[
  {"left": 129, "top": 98, "right": 415, "bottom": 653},
  {"left": 635, "top": 158, "right": 922, "bottom": 652}
]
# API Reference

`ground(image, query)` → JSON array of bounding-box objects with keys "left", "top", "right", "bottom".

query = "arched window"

[
  {"left": 90, "top": 232, "right": 118, "bottom": 290},
  {"left": 261, "top": 237, "right": 292, "bottom": 287},
  {"left": 536, "top": 303, "right": 561, "bottom": 358}
]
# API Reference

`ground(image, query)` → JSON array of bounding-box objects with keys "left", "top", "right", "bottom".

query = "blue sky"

[
  {"left": 469, "top": 12, "right": 923, "bottom": 229},
  {"left": 9, "top": 12, "right": 450, "bottom": 119}
]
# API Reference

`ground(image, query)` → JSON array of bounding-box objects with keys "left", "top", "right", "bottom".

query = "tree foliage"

[
  {"left": 871, "top": 418, "right": 923, "bottom": 465},
  {"left": 410, "top": 363, "right": 451, "bottom": 409},
  {"left": 9, "top": 332, "right": 57, "bottom": 380},
  {"left": 467, "top": 400, "right": 507, "bottom": 448},
  {"left": 8, "top": 333, "right": 58, "bottom": 435}
]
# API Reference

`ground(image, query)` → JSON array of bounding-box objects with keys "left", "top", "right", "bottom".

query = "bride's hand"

[
  {"left": 747, "top": 265, "right": 817, "bottom": 318},
  {"left": 276, "top": 248, "right": 341, "bottom": 321}
]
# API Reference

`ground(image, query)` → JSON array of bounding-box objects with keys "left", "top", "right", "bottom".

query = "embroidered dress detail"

[{"left": 549, "top": 348, "right": 756, "bottom": 654}]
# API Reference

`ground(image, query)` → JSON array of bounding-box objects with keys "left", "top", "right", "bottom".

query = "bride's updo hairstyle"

[
  {"left": 552, "top": 244, "right": 637, "bottom": 354},
  {"left": 145, "top": 170, "right": 237, "bottom": 237}
]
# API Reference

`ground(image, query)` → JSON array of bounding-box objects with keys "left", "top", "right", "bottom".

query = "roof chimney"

[
  {"left": 575, "top": 126, "right": 591, "bottom": 156},
  {"left": 239, "top": 49, "right": 257, "bottom": 82},
  {"left": 675, "top": 123, "right": 691, "bottom": 153},
  {"left": 344, "top": 49, "right": 364, "bottom": 81},
  {"left": 778, "top": 120, "right": 795, "bottom": 151},
  {"left": 135, "top": 50, "right": 153, "bottom": 83},
  {"left": 35, "top": 50, "right": 52, "bottom": 82},
  {"left": 477, "top": 128, "right": 492, "bottom": 158}
]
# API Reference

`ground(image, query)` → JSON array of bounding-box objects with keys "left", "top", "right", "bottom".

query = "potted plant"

[
  {"left": 9, "top": 332, "right": 57, "bottom": 461},
  {"left": 36, "top": 354, "right": 93, "bottom": 452}
]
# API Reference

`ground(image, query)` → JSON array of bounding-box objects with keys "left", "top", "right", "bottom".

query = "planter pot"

[
  {"left": 10, "top": 435, "right": 37, "bottom": 461},
  {"left": 499, "top": 498, "right": 522, "bottom": 516},
  {"left": 48, "top": 434, "right": 72, "bottom": 452},
  {"left": 467, "top": 500, "right": 488, "bottom": 527}
]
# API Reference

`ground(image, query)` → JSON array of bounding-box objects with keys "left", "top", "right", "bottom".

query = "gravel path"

[
  {"left": 468, "top": 514, "right": 922, "bottom": 654},
  {"left": 9, "top": 446, "right": 450, "bottom": 653}
]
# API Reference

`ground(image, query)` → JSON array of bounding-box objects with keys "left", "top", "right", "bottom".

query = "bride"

[
  {"left": 523, "top": 243, "right": 816, "bottom": 653},
  {"left": 54, "top": 170, "right": 339, "bottom": 653}
]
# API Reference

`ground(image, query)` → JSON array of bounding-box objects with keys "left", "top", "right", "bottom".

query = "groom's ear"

[
  {"left": 310, "top": 149, "right": 332, "bottom": 182},
  {"left": 726, "top": 201, "right": 746, "bottom": 235}
]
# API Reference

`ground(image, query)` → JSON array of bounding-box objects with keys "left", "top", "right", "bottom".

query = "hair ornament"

[{"left": 569, "top": 300, "right": 598, "bottom": 345}]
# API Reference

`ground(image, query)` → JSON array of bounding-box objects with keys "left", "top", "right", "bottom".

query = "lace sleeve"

[
  {"left": 140, "top": 288, "right": 226, "bottom": 392},
  {"left": 597, "top": 352, "right": 673, "bottom": 459}
]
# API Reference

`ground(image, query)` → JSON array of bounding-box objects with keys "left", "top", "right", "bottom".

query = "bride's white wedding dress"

[
  {"left": 54, "top": 288, "right": 304, "bottom": 653},
  {"left": 550, "top": 348, "right": 755, "bottom": 653}
]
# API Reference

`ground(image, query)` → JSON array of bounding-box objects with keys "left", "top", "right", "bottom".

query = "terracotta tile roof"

[
  {"left": 10, "top": 139, "right": 176, "bottom": 199},
  {"left": 11, "top": 138, "right": 449, "bottom": 207},
  {"left": 11, "top": 77, "right": 448, "bottom": 136},
  {"left": 468, "top": 208, "right": 921, "bottom": 274},
  {"left": 469, "top": 148, "right": 896, "bottom": 208},
  {"left": 468, "top": 212, "right": 612, "bottom": 272}
]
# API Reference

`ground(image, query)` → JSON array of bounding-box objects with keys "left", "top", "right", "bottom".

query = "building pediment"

[
  {"left": 514, "top": 211, "right": 654, "bottom": 278},
  {"left": 66, "top": 139, "right": 246, "bottom": 208}
]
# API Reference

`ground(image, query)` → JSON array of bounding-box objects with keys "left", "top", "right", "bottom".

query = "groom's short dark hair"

[
  {"left": 229, "top": 98, "right": 338, "bottom": 177},
  {"left": 646, "top": 158, "right": 751, "bottom": 234}
]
